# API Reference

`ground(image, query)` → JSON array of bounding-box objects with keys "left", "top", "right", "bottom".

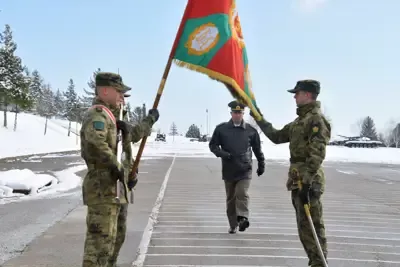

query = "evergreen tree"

[
  {"left": 360, "top": 116, "right": 378, "bottom": 140},
  {"left": 38, "top": 84, "right": 57, "bottom": 135},
  {"left": 82, "top": 67, "right": 101, "bottom": 107},
  {"left": 170, "top": 122, "right": 178, "bottom": 141},
  {"left": 53, "top": 88, "right": 65, "bottom": 117},
  {"left": 63, "top": 78, "right": 78, "bottom": 136},
  {"left": 0, "top": 24, "right": 31, "bottom": 128},
  {"left": 132, "top": 104, "right": 145, "bottom": 124},
  {"left": 29, "top": 69, "right": 43, "bottom": 111},
  {"left": 185, "top": 124, "right": 201, "bottom": 138}
]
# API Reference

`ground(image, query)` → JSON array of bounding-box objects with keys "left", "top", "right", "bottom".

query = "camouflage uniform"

[
  {"left": 107, "top": 100, "right": 156, "bottom": 267},
  {"left": 252, "top": 80, "right": 331, "bottom": 267},
  {"left": 80, "top": 72, "right": 158, "bottom": 267}
]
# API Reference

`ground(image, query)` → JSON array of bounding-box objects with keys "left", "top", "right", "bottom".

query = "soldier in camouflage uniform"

[
  {"left": 80, "top": 72, "right": 159, "bottom": 267},
  {"left": 209, "top": 100, "right": 265, "bottom": 234},
  {"left": 250, "top": 80, "right": 331, "bottom": 267}
]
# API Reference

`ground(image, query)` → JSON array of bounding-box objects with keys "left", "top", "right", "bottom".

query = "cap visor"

[{"left": 287, "top": 88, "right": 297, "bottom": 93}]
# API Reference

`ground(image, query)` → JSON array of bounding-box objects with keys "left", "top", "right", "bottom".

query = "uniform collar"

[
  {"left": 229, "top": 119, "right": 246, "bottom": 129},
  {"left": 92, "top": 97, "right": 117, "bottom": 111},
  {"left": 296, "top": 101, "right": 320, "bottom": 117}
]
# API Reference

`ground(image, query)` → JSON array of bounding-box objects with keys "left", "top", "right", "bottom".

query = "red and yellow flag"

[{"left": 170, "top": 0, "right": 262, "bottom": 120}]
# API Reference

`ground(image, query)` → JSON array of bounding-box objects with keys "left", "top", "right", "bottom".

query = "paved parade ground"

[{"left": 1, "top": 154, "right": 400, "bottom": 267}]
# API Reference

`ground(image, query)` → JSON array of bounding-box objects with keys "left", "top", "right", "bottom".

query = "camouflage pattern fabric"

[
  {"left": 82, "top": 203, "right": 119, "bottom": 267},
  {"left": 108, "top": 203, "right": 128, "bottom": 267},
  {"left": 292, "top": 190, "right": 327, "bottom": 267},
  {"left": 255, "top": 100, "right": 331, "bottom": 266},
  {"left": 80, "top": 98, "right": 128, "bottom": 205}
]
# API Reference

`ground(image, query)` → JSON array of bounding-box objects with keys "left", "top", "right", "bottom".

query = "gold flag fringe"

[{"left": 173, "top": 59, "right": 262, "bottom": 121}]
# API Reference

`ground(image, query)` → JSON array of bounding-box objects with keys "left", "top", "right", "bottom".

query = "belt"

[{"left": 86, "top": 163, "right": 110, "bottom": 170}]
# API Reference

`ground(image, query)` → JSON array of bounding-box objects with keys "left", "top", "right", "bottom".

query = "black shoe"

[
  {"left": 238, "top": 217, "right": 250, "bottom": 232},
  {"left": 228, "top": 226, "right": 237, "bottom": 234}
]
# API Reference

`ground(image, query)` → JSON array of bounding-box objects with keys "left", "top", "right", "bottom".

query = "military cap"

[
  {"left": 228, "top": 100, "right": 245, "bottom": 112},
  {"left": 95, "top": 72, "right": 131, "bottom": 93},
  {"left": 287, "top": 79, "right": 320, "bottom": 94}
]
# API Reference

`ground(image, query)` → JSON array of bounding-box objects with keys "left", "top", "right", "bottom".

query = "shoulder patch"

[{"left": 93, "top": 121, "right": 105, "bottom": 131}]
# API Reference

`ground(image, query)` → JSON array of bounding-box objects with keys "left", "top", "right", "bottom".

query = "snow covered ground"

[
  {"left": 0, "top": 112, "right": 81, "bottom": 159},
  {"left": 1, "top": 112, "right": 400, "bottom": 204}
]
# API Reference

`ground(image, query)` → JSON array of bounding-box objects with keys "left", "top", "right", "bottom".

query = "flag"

[{"left": 170, "top": 0, "right": 262, "bottom": 120}]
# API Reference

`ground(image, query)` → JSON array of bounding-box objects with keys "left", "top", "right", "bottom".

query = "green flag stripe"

[{"left": 173, "top": 14, "right": 232, "bottom": 67}]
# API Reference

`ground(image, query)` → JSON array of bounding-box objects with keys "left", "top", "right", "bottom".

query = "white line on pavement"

[
  {"left": 144, "top": 254, "right": 400, "bottom": 264},
  {"left": 151, "top": 237, "right": 400, "bottom": 247},
  {"left": 131, "top": 155, "right": 177, "bottom": 267},
  {"left": 148, "top": 245, "right": 400, "bottom": 255},
  {"left": 151, "top": 231, "right": 400, "bottom": 241}
]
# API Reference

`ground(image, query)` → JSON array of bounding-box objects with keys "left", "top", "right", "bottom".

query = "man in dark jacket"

[{"left": 209, "top": 100, "right": 265, "bottom": 234}]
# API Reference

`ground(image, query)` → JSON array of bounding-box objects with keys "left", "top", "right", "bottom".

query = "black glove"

[
  {"left": 110, "top": 164, "right": 124, "bottom": 182},
  {"left": 256, "top": 162, "right": 265, "bottom": 176},
  {"left": 299, "top": 183, "right": 311, "bottom": 205},
  {"left": 116, "top": 120, "right": 132, "bottom": 135},
  {"left": 128, "top": 178, "right": 138, "bottom": 190},
  {"left": 219, "top": 151, "right": 231, "bottom": 160},
  {"left": 147, "top": 108, "right": 159, "bottom": 122}
]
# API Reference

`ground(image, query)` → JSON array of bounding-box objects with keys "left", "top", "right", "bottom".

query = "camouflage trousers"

[
  {"left": 82, "top": 203, "right": 128, "bottom": 267},
  {"left": 291, "top": 190, "right": 327, "bottom": 267},
  {"left": 224, "top": 179, "right": 250, "bottom": 228}
]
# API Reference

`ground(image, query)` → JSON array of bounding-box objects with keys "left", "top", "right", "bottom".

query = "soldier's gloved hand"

[
  {"left": 116, "top": 120, "right": 133, "bottom": 135},
  {"left": 110, "top": 164, "right": 124, "bottom": 181},
  {"left": 256, "top": 161, "right": 265, "bottom": 176},
  {"left": 128, "top": 178, "right": 138, "bottom": 190},
  {"left": 299, "top": 183, "right": 311, "bottom": 205},
  {"left": 148, "top": 109, "right": 159, "bottom": 122}
]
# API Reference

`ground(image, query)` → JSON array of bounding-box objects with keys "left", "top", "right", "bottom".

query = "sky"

[{"left": 1, "top": 0, "right": 399, "bottom": 137}]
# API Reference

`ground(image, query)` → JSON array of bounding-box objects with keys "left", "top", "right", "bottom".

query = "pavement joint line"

[
  {"left": 154, "top": 224, "right": 400, "bottom": 230},
  {"left": 143, "top": 254, "right": 400, "bottom": 263},
  {"left": 150, "top": 237, "right": 400, "bottom": 247},
  {"left": 144, "top": 265, "right": 287, "bottom": 267},
  {"left": 157, "top": 221, "right": 400, "bottom": 229},
  {"left": 131, "top": 154, "right": 177, "bottom": 267},
  {"left": 147, "top": 245, "right": 400, "bottom": 256},
  {"left": 157, "top": 212, "right": 400, "bottom": 220},
  {"left": 153, "top": 226, "right": 400, "bottom": 235},
  {"left": 155, "top": 218, "right": 400, "bottom": 224},
  {"left": 151, "top": 231, "right": 400, "bottom": 241}
]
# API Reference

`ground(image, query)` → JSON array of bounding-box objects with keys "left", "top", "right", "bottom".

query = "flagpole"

[{"left": 129, "top": 1, "right": 191, "bottom": 180}]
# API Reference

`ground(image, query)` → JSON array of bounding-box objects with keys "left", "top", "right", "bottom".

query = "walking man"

[
  {"left": 80, "top": 72, "right": 159, "bottom": 267},
  {"left": 209, "top": 100, "right": 265, "bottom": 234},
  {"left": 250, "top": 79, "right": 331, "bottom": 266}
]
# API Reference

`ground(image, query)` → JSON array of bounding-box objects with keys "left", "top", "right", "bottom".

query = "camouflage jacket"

[
  {"left": 256, "top": 101, "right": 331, "bottom": 192},
  {"left": 80, "top": 98, "right": 126, "bottom": 205},
  {"left": 80, "top": 97, "right": 157, "bottom": 205},
  {"left": 110, "top": 106, "right": 155, "bottom": 203}
]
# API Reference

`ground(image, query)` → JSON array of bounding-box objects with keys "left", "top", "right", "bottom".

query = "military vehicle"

[
  {"left": 154, "top": 133, "right": 166, "bottom": 142},
  {"left": 329, "top": 135, "right": 384, "bottom": 148}
]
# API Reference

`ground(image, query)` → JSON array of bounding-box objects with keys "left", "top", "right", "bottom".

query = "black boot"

[
  {"left": 238, "top": 216, "right": 250, "bottom": 232},
  {"left": 228, "top": 226, "right": 237, "bottom": 234}
]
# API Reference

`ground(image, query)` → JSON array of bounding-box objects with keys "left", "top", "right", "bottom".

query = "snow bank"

[
  {"left": 0, "top": 165, "right": 86, "bottom": 204},
  {"left": 0, "top": 112, "right": 80, "bottom": 159}
]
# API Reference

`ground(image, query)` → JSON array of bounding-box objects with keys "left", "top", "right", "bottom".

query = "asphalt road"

[{"left": 1, "top": 156, "right": 400, "bottom": 267}]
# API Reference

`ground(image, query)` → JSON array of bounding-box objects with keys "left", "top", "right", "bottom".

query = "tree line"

[{"left": 0, "top": 24, "right": 148, "bottom": 135}]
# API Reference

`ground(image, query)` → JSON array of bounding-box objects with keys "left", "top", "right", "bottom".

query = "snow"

[
  {"left": 135, "top": 134, "right": 400, "bottom": 165},
  {"left": 0, "top": 165, "right": 86, "bottom": 204},
  {"left": 0, "top": 112, "right": 81, "bottom": 159}
]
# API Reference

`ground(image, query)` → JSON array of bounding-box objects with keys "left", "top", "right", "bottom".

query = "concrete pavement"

[
  {"left": 2, "top": 157, "right": 400, "bottom": 267},
  {"left": 142, "top": 158, "right": 400, "bottom": 267}
]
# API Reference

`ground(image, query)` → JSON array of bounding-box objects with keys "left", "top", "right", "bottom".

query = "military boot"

[
  {"left": 228, "top": 226, "right": 237, "bottom": 234},
  {"left": 238, "top": 216, "right": 250, "bottom": 232}
]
